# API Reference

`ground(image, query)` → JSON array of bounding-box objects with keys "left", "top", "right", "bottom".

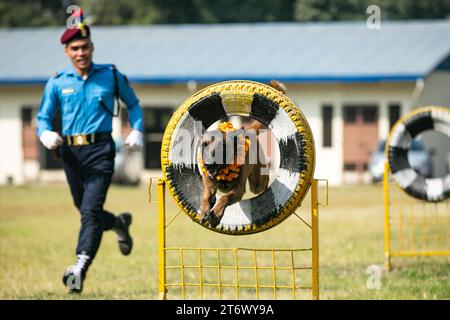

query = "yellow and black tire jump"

[
  {"left": 161, "top": 81, "right": 315, "bottom": 235},
  {"left": 387, "top": 106, "right": 450, "bottom": 202}
]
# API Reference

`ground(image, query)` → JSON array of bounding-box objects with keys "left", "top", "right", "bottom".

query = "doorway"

[{"left": 343, "top": 105, "right": 379, "bottom": 182}]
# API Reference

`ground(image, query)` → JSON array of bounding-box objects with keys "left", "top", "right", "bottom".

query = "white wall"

[
  {"left": 0, "top": 81, "right": 420, "bottom": 185},
  {"left": 278, "top": 82, "right": 416, "bottom": 185},
  {"left": 417, "top": 71, "right": 450, "bottom": 176},
  {"left": 0, "top": 105, "right": 23, "bottom": 184},
  {"left": 133, "top": 83, "right": 201, "bottom": 108},
  {"left": 418, "top": 71, "right": 450, "bottom": 107},
  {"left": 0, "top": 86, "right": 53, "bottom": 184},
  {"left": 133, "top": 82, "right": 415, "bottom": 185}
]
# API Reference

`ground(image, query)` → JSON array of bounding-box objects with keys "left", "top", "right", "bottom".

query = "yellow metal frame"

[
  {"left": 155, "top": 178, "right": 325, "bottom": 300},
  {"left": 383, "top": 162, "right": 450, "bottom": 271}
]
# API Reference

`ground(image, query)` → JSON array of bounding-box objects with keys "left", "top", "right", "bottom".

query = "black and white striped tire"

[
  {"left": 387, "top": 106, "right": 450, "bottom": 202},
  {"left": 161, "top": 80, "right": 315, "bottom": 235}
]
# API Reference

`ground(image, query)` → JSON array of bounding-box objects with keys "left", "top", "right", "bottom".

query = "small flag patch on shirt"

[{"left": 62, "top": 88, "right": 75, "bottom": 95}]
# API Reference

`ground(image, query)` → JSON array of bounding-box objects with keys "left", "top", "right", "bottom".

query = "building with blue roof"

[{"left": 0, "top": 21, "right": 449, "bottom": 184}]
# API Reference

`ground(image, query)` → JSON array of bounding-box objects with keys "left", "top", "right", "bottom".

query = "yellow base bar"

[
  {"left": 391, "top": 251, "right": 450, "bottom": 257},
  {"left": 153, "top": 178, "right": 323, "bottom": 300}
]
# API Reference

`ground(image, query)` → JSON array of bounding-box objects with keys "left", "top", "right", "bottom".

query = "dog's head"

[{"left": 201, "top": 126, "right": 245, "bottom": 179}]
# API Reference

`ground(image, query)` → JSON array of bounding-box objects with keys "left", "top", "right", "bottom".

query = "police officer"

[{"left": 36, "top": 17, "right": 144, "bottom": 293}]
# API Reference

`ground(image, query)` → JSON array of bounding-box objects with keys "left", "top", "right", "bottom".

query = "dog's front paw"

[
  {"left": 198, "top": 210, "right": 221, "bottom": 228},
  {"left": 206, "top": 212, "right": 221, "bottom": 228},
  {"left": 197, "top": 209, "right": 207, "bottom": 221},
  {"left": 199, "top": 211, "right": 210, "bottom": 225}
]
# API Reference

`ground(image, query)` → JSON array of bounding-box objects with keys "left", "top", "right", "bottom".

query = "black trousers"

[{"left": 59, "top": 138, "right": 117, "bottom": 259}]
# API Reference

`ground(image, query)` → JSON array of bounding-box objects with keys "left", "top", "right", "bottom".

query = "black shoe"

[
  {"left": 114, "top": 213, "right": 133, "bottom": 256},
  {"left": 62, "top": 254, "right": 90, "bottom": 293}
]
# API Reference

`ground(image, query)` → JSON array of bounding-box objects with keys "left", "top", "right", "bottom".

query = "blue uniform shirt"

[{"left": 37, "top": 63, "right": 143, "bottom": 137}]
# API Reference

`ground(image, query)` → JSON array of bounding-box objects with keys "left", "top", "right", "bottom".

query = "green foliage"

[
  {"left": 81, "top": 0, "right": 297, "bottom": 25},
  {"left": 0, "top": 0, "right": 449, "bottom": 27},
  {"left": 294, "top": 0, "right": 450, "bottom": 21},
  {"left": 0, "top": 0, "right": 67, "bottom": 27},
  {"left": 295, "top": 0, "right": 367, "bottom": 21}
]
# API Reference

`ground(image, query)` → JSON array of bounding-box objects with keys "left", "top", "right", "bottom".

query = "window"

[
  {"left": 22, "top": 106, "right": 61, "bottom": 169},
  {"left": 344, "top": 163, "right": 357, "bottom": 171},
  {"left": 21, "top": 107, "right": 39, "bottom": 161},
  {"left": 362, "top": 107, "right": 378, "bottom": 123},
  {"left": 343, "top": 106, "right": 357, "bottom": 123},
  {"left": 322, "top": 105, "right": 333, "bottom": 147},
  {"left": 39, "top": 108, "right": 62, "bottom": 169},
  {"left": 143, "top": 107, "right": 174, "bottom": 169},
  {"left": 388, "top": 104, "right": 401, "bottom": 130}
]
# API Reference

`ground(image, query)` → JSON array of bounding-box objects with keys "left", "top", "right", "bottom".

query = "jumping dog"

[{"left": 198, "top": 80, "right": 287, "bottom": 228}]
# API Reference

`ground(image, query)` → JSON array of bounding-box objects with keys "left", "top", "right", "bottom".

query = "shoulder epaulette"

[{"left": 95, "top": 63, "right": 115, "bottom": 70}]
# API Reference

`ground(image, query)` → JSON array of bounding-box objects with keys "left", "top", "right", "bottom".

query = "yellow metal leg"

[
  {"left": 311, "top": 179, "right": 319, "bottom": 300},
  {"left": 157, "top": 179, "right": 167, "bottom": 300},
  {"left": 383, "top": 162, "right": 392, "bottom": 272}
]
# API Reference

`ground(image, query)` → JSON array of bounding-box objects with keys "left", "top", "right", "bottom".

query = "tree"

[
  {"left": 87, "top": 0, "right": 296, "bottom": 25},
  {"left": 1, "top": 0, "right": 449, "bottom": 28},
  {"left": 294, "top": 0, "right": 450, "bottom": 21},
  {"left": 0, "top": 0, "right": 69, "bottom": 27}
]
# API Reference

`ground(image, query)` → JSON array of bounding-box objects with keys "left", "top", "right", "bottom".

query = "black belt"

[{"left": 64, "top": 132, "right": 112, "bottom": 146}]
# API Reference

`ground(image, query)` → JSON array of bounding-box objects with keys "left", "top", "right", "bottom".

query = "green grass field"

[{"left": 0, "top": 181, "right": 449, "bottom": 299}]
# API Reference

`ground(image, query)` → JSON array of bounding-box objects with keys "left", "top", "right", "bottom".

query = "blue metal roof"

[{"left": 1, "top": 21, "right": 450, "bottom": 85}]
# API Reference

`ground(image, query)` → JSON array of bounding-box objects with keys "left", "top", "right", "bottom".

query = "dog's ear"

[
  {"left": 269, "top": 80, "right": 287, "bottom": 94},
  {"left": 245, "top": 120, "right": 265, "bottom": 133}
]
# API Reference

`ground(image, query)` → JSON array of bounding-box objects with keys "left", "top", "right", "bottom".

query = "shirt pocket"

[{"left": 60, "top": 92, "right": 78, "bottom": 114}]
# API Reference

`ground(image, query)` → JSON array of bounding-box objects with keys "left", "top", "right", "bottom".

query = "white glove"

[
  {"left": 125, "top": 129, "right": 143, "bottom": 151},
  {"left": 40, "top": 130, "right": 63, "bottom": 150}
]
